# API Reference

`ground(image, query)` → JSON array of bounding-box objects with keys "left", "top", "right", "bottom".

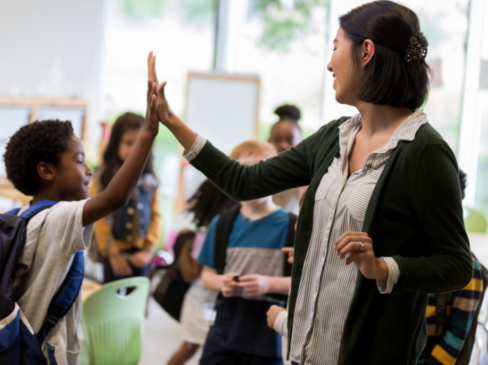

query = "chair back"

[
  {"left": 81, "top": 277, "right": 150, "bottom": 365},
  {"left": 465, "top": 208, "right": 488, "bottom": 234}
]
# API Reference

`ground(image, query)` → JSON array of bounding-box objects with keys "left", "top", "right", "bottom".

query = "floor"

[{"left": 140, "top": 298, "right": 201, "bottom": 365}]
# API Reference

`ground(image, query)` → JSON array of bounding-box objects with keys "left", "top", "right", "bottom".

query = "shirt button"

[
  {"left": 138, "top": 203, "right": 144, "bottom": 210},
  {"left": 126, "top": 222, "right": 133, "bottom": 229},
  {"left": 127, "top": 207, "right": 135, "bottom": 215}
]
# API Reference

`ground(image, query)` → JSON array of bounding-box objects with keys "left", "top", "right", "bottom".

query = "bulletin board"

[
  {"left": 175, "top": 72, "right": 261, "bottom": 213},
  {"left": 0, "top": 97, "right": 87, "bottom": 205}
]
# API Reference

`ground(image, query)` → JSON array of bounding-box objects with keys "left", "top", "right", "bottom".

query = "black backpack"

[
  {"left": 434, "top": 262, "right": 488, "bottom": 365},
  {"left": 214, "top": 207, "right": 297, "bottom": 302},
  {"left": 0, "top": 201, "right": 84, "bottom": 365},
  {"left": 152, "top": 231, "right": 196, "bottom": 321}
]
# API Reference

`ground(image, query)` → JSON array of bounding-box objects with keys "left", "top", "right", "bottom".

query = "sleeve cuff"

[
  {"left": 377, "top": 257, "right": 400, "bottom": 294},
  {"left": 273, "top": 310, "right": 288, "bottom": 337},
  {"left": 183, "top": 135, "right": 207, "bottom": 162}
]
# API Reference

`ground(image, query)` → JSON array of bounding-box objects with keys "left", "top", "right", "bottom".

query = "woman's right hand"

[{"left": 109, "top": 253, "right": 133, "bottom": 277}]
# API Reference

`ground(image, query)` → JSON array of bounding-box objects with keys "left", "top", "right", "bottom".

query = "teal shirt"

[{"left": 190, "top": 117, "right": 472, "bottom": 365}]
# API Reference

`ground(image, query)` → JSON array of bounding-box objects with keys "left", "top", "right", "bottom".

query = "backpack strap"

[
  {"left": 434, "top": 292, "right": 453, "bottom": 336},
  {"left": 5, "top": 208, "right": 21, "bottom": 216},
  {"left": 283, "top": 213, "right": 297, "bottom": 277},
  {"left": 37, "top": 250, "right": 84, "bottom": 365},
  {"left": 20, "top": 201, "right": 58, "bottom": 220},
  {"left": 214, "top": 206, "right": 241, "bottom": 275}
]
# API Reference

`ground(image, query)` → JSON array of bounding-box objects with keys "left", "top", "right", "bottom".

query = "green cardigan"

[{"left": 190, "top": 117, "right": 472, "bottom": 364}]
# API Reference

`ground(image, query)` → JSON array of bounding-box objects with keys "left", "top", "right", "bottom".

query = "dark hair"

[
  {"left": 274, "top": 104, "right": 301, "bottom": 123},
  {"left": 187, "top": 180, "right": 239, "bottom": 229},
  {"left": 100, "top": 112, "right": 155, "bottom": 189},
  {"left": 459, "top": 169, "right": 467, "bottom": 201},
  {"left": 339, "top": 1, "right": 431, "bottom": 109},
  {"left": 4, "top": 120, "right": 75, "bottom": 196}
]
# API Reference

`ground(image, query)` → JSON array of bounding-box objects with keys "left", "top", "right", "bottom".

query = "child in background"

[
  {"left": 167, "top": 180, "right": 239, "bottom": 365},
  {"left": 197, "top": 140, "right": 292, "bottom": 365},
  {"left": 5, "top": 81, "right": 160, "bottom": 365},
  {"left": 266, "top": 193, "right": 305, "bottom": 365},
  {"left": 90, "top": 112, "right": 161, "bottom": 283},
  {"left": 269, "top": 104, "right": 303, "bottom": 215}
]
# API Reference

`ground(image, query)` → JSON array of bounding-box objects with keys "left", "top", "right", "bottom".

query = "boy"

[
  {"left": 197, "top": 140, "right": 292, "bottom": 365},
  {"left": 3, "top": 81, "right": 160, "bottom": 365}
]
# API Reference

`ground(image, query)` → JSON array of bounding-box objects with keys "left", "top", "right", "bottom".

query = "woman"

[{"left": 147, "top": 1, "right": 472, "bottom": 364}]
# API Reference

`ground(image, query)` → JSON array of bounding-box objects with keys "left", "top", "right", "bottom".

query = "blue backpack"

[{"left": 0, "top": 201, "right": 84, "bottom": 365}]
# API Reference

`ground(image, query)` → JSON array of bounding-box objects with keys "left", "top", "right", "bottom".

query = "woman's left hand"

[{"left": 334, "top": 232, "right": 388, "bottom": 281}]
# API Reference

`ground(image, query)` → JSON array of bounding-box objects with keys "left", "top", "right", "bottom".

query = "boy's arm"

[
  {"left": 237, "top": 275, "right": 291, "bottom": 296},
  {"left": 82, "top": 81, "right": 159, "bottom": 227}
]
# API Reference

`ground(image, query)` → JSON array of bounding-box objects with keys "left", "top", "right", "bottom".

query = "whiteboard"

[{"left": 184, "top": 72, "right": 260, "bottom": 153}]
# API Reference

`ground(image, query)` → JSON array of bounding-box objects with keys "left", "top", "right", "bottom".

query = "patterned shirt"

[{"left": 185, "top": 109, "right": 428, "bottom": 364}]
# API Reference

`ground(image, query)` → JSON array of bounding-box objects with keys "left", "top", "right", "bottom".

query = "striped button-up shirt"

[{"left": 290, "top": 110, "right": 428, "bottom": 364}]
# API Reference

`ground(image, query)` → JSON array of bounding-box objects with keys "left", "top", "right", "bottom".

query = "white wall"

[{"left": 0, "top": 0, "right": 106, "bottom": 162}]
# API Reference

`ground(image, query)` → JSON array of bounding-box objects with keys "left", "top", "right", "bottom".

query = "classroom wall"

[{"left": 0, "top": 0, "right": 106, "bottom": 163}]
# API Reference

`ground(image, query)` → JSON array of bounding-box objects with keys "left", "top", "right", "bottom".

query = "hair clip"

[{"left": 405, "top": 37, "right": 427, "bottom": 62}]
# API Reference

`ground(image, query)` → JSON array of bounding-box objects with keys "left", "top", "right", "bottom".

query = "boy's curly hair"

[{"left": 4, "top": 120, "right": 75, "bottom": 196}]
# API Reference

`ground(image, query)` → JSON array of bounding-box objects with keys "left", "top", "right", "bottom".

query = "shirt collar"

[{"left": 338, "top": 109, "right": 428, "bottom": 155}]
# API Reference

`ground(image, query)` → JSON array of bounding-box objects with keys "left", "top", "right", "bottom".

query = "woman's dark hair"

[
  {"left": 339, "top": 1, "right": 431, "bottom": 109},
  {"left": 459, "top": 169, "right": 467, "bottom": 200},
  {"left": 100, "top": 112, "right": 155, "bottom": 189},
  {"left": 274, "top": 104, "right": 301, "bottom": 123},
  {"left": 187, "top": 180, "right": 239, "bottom": 229}
]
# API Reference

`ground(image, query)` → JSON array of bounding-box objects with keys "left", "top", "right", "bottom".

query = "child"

[
  {"left": 197, "top": 140, "right": 292, "bottom": 365},
  {"left": 5, "top": 81, "right": 160, "bottom": 365},
  {"left": 90, "top": 112, "right": 161, "bottom": 283},
  {"left": 266, "top": 193, "right": 305, "bottom": 365},
  {"left": 167, "top": 179, "right": 239, "bottom": 365},
  {"left": 268, "top": 104, "right": 303, "bottom": 215}
]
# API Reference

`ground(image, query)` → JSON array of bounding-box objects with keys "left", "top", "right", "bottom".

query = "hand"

[
  {"left": 334, "top": 232, "right": 388, "bottom": 281},
  {"left": 282, "top": 247, "right": 295, "bottom": 264},
  {"left": 236, "top": 274, "right": 271, "bottom": 297},
  {"left": 129, "top": 250, "right": 153, "bottom": 269},
  {"left": 147, "top": 52, "right": 177, "bottom": 126},
  {"left": 148, "top": 51, "right": 159, "bottom": 84},
  {"left": 221, "top": 273, "right": 239, "bottom": 297},
  {"left": 266, "top": 305, "right": 286, "bottom": 329},
  {"left": 144, "top": 79, "right": 159, "bottom": 136},
  {"left": 109, "top": 253, "right": 133, "bottom": 277}
]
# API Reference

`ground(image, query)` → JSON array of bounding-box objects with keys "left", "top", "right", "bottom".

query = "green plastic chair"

[
  {"left": 80, "top": 277, "right": 150, "bottom": 365},
  {"left": 465, "top": 208, "right": 488, "bottom": 234}
]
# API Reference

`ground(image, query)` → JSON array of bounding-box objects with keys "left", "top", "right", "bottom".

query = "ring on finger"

[{"left": 358, "top": 241, "right": 365, "bottom": 253}]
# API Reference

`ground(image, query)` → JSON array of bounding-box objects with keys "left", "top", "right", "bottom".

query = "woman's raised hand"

[{"left": 146, "top": 51, "right": 197, "bottom": 150}]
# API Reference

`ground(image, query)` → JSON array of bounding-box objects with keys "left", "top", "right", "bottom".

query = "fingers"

[
  {"left": 282, "top": 247, "right": 294, "bottom": 254},
  {"left": 337, "top": 241, "right": 370, "bottom": 259},
  {"left": 334, "top": 231, "right": 371, "bottom": 252},
  {"left": 157, "top": 81, "right": 167, "bottom": 101},
  {"left": 237, "top": 275, "right": 256, "bottom": 282},
  {"left": 148, "top": 51, "right": 158, "bottom": 84}
]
